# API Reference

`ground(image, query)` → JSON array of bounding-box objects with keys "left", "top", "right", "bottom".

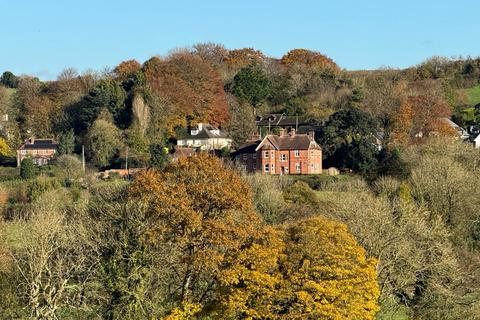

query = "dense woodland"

[{"left": 2, "top": 44, "right": 480, "bottom": 319}]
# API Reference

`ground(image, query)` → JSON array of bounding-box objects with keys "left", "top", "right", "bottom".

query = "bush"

[{"left": 20, "top": 158, "right": 35, "bottom": 180}]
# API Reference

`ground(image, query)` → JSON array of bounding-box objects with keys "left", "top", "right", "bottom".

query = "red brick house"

[
  {"left": 17, "top": 138, "right": 58, "bottom": 167},
  {"left": 233, "top": 129, "right": 322, "bottom": 175}
]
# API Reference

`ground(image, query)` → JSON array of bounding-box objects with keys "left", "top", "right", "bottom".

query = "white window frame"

[
  {"left": 253, "top": 153, "right": 257, "bottom": 159},
  {"left": 281, "top": 154, "right": 287, "bottom": 161},
  {"left": 243, "top": 154, "right": 248, "bottom": 161},
  {"left": 264, "top": 151, "right": 269, "bottom": 158},
  {"left": 271, "top": 151, "right": 274, "bottom": 158},
  {"left": 295, "top": 163, "right": 301, "bottom": 173},
  {"left": 253, "top": 163, "right": 256, "bottom": 170},
  {"left": 264, "top": 163, "right": 269, "bottom": 172},
  {"left": 294, "top": 150, "right": 300, "bottom": 157}
]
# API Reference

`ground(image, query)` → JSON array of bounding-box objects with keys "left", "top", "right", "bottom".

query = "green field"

[{"left": 463, "top": 85, "right": 480, "bottom": 106}]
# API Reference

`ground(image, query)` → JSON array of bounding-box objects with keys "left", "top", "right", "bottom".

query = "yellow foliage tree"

[
  {"left": 215, "top": 216, "right": 380, "bottom": 320},
  {"left": 215, "top": 226, "right": 285, "bottom": 319},
  {"left": 130, "top": 156, "right": 379, "bottom": 319},
  {"left": 278, "top": 216, "right": 380, "bottom": 320},
  {"left": 0, "top": 137, "right": 11, "bottom": 158}
]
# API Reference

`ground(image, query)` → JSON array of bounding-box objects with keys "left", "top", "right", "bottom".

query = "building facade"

[
  {"left": 177, "top": 123, "right": 232, "bottom": 151},
  {"left": 17, "top": 138, "right": 58, "bottom": 166},
  {"left": 233, "top": 129, "right": 322, "bottom": 175}
]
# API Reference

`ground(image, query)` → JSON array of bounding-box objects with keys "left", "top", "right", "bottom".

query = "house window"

[
  {"left": 253, "top": 153, "right": 257, "bottom": 159},
  {"left": 280, "top": 154, "right": 287, "bottom": 161},
  {"left": 21, "top": 150, "right": 26, "bottom": 155},
  {"left": 295, "top": 163, "right": 301, "bottom": 173},
  {"left": 253, "top": 163, "right": 256, "bottom": 170},
  {"left": 243, "top": 154, "right": 248, "bottom": 161},
  {"left": 271, "top": 164, "right": 275, "bottom": 172},
  {"left": 294, "top": 150, "right": 300, "bottom": 157},
  {"left": 264, "top": 163, "right": 269, "bottom": 172},
  {"left": 264, "top": 151, "right": 269, "bottom": 158},
  {"left": 271, "top": 151, "right": 274, "bottom": 158}
]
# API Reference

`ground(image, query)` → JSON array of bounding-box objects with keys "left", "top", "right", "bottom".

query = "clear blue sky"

[{"left": 1, "top": 0, "right": 479, "bottom": 80}]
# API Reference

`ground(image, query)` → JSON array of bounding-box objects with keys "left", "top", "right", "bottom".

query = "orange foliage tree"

[
  {"left": 225, "top": 48, "right": 265, "bottom": 69},
  {"left": 390, "top": 99, "right": 413, "bottom": 146},
  {"left": 129, "top": 154, "right": 260, "bottom": 305},
  {"left": 143, "top": 53, "right": 229, "bottom": 134},
  {"left": 129, "top": 155, "right": 379, "bottom": 319},
  {"left": 409, "top": 95, "right": 452, "bottom": 138},
  {"left": 281, "top": 49, "right": 339, "bottom": 72},
  {"left": 114, "top": 59, "right": 142, "bottom": 81}
]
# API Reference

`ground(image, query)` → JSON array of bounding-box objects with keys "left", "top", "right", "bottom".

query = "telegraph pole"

[
  {"left": 81, "top": 145, "right": 85, "bottom": 174},
  {"left": 125, "top": 146, "right": 129, "bottom": 179}
]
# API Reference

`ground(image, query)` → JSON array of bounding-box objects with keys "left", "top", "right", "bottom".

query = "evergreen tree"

[
  {"left": 230, "top": 64, "right": 270, "bottom": 108},
  {"left": 57, "top": 130, "right": 75, "bottom": 156},
  {"left": 20, "top": 158, "right": 35, "bottom": 179}
]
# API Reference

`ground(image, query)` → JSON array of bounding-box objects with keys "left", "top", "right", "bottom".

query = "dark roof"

[
  {"left": 19, "top": 139, "right": 58, "bottom": 150},
  {"left": 232, "top": 140, "right": 261, "bottom": 156},
  {"left": 233, "top": 134, "right": 320, "bottom": 155},
  {"left": 180, "top": 124, "right": 228, "bottom": 140},
  {"left": 256, "top": 114, "right": 307, "bottom": 127},
  {"left": 260, "top": 134, "right": 320, "bottom": 150}
]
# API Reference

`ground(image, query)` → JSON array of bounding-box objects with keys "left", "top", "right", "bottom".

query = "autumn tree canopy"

[
  {"left": 281, "top": 49, "right": 339, "bottom": 72},
  {"left": 143, "top": 53, "right": 229, "bottom": 133}
]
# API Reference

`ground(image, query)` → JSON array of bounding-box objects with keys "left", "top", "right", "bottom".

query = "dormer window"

[{"left": 191, "top": 129, "right": 199, "bottom": 136}]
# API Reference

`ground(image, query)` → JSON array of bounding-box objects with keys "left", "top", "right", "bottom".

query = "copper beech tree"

[{"left": 142, "top": 53, "right": 229, "bottom": 135}]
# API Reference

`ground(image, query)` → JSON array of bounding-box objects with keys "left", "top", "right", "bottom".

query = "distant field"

[{"left": 462, "top": 85, "right": 480, "bottom": 106}]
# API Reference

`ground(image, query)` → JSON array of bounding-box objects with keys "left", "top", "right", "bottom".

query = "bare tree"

[{"left": 6, "top": 207, "right": 100, "bottom": 319}]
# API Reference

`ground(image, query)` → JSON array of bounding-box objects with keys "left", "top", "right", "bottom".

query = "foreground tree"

[
  {"left": 216, "top": 216, "right": 380, "bottom": 320},
  {"left": 4, "top": 208, "right": 99, "bottom": 319},
  {"left": 129, "top": 154, "right": 261, "bottom": 308},
  {"left": 278, "top": 216, "right": 380, "bottom": 319}
]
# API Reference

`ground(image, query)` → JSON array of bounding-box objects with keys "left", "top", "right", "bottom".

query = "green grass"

[{"left": 462, "top": 85, "right": 480, "bottom": 106}]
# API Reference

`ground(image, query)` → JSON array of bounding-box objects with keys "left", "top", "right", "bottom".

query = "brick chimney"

[{"left": 308, "top": 131, "right": 315, "bottom": 141}]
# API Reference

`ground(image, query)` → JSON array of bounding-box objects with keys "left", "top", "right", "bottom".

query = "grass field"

[{"left": 462, "top": 85, "right": 480, "bottom": 106}]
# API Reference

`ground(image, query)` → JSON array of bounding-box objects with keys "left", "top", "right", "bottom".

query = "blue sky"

[{"left": 1, "top": 0, "right": 479, "bottom": 80}]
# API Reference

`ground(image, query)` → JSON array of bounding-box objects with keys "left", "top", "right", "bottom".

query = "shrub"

[{"left": 20, "top": 158, "right": 35, "bottom": 180}]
